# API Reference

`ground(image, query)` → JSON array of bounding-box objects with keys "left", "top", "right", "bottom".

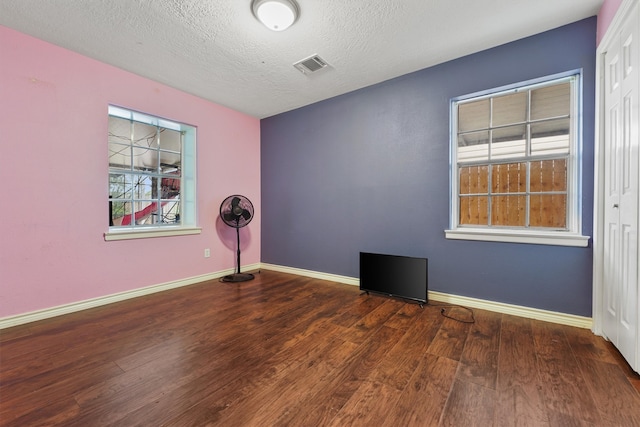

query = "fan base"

[{"left": 221, "top": 273, "right": 255, "bottom": 283}]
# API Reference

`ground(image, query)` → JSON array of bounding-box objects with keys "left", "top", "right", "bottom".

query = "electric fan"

[{"left": 219, "top": 195, "right": 255, "bottom": 282}]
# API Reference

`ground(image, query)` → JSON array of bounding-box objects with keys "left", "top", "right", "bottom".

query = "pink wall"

[
  {"left": 0, "top": 26, "right": 261, "bottom": 319},
  {"left": 597, "top": 0, "right": 624, "bottom": 43}
]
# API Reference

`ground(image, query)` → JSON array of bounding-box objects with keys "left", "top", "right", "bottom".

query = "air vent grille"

[{"left": 294, "top": 54, "right": 329, "bottom": 74}]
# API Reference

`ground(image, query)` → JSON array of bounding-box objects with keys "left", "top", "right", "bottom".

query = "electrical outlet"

[{"left": 204, "top": 248, "right": 211, "bottom": 258}]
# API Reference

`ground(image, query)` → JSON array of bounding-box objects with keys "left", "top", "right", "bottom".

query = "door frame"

[{"left": 592, "top": 0, "right": 638, "bottom": 336}]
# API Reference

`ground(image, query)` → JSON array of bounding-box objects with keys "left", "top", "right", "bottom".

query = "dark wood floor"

[{"left": 1, "top": 270, "right": 640, "bottom": 426}]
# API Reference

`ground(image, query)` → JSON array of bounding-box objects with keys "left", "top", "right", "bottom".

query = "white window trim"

[
  {"left": 444, "top": 228, "right": 589, "bottom": 247},
  {"left": 446, "top": 70, "right": 590, "bottom": 247},
  {"left": 104, "top": 227, "right": 202, "bottom": 241},
  {"left": 107, "top": 105, "right": 198, "bottom": 240}
]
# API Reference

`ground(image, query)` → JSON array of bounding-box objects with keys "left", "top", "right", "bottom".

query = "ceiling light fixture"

[{"left": 252, "top": 0, "right": 299, "bottom": 32}]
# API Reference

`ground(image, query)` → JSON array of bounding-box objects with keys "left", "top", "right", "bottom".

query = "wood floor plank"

[
  {"left": 1, "top": 270, "right": 639, "bottom": 426},
  {"left": 546, "top": 409, "right": 598, "bottom": 427},
  {"left": 532, "top": 321, "right": 602, "bottom": 425},
  {"left": 494, "top": 385, "right": 551, "bottom": 427},
  {"left": 381, "top": 352, "right": 458, "bottom": 427},
  {"left": 235, "top": 338, "right": 357, "bottom": 426},
  {"left": 603, "top": 339, "right": 640, "bottom": 395},
  {"left": 0, "top": 361, "right": 123, "bottom": 424},
  {"left": 1, "top": 343, "right": 118, "bottom": 402},
  {"left": 276, "top": 325, "right": 406, "bottom": 426},
  {"left": 0, "top": 321, "right": 111, "bottom": 374},
  {"left": 574, "top": 355, "right": 640, "bottom": 426},
  {"left": 382, "top": 301, "right": 425, "bottom": 330},
  {"left": 3, "top": 398, "right": 81, "bottom": 427},
  {"left": 439, "top": 379, "right": 496, "bottom": 427},
  {"left": 110, "top": 288, "right": 339, "bottom": 422},
  {"left": 328, "top": 380, "right": 402, "bottom": 427},
  {"left": 168, "top": 316, "right": 356, "bottom": 426},
  {"left": 496, "top": 315, "right": 537, "bottom": 385},
  {"left": 494, "top": 315, "right": 550, "bottom": 427},
  {"left": 330, "top": 291, "right": 386, "bottom": 328},
  {"left": 0, "top": 278, "right": 273, "bottom": 390},
  {"left": 0, "top": 324, "right": 33, "bottom": 344},
  {"left": 117, "top": 336, "right": 328, "bottom": 427},
  {"left": 339, "top": 298, "right": 404, "bottom": 344},
  {"left": 161, "top": 331, "right": 356, "bottom": 426},
  {"left": 369, "top": 305, "right": 443, "bottom": 391},
  {"left": 426, "top": 315, "right": 471, "bottom": 361},
  {"left": 139, "top": 282, "right": 359, "bottom": 426},
  {"left": 457, "top": 309, "right": 501, "bottom": 389},
  {"left": 564, "top": 324, "right": 620, "bottom": 364}
]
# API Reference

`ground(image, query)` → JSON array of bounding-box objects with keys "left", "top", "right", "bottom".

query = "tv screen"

[{"left": 359, "top": 252, "right": 428, "bottom": 305}]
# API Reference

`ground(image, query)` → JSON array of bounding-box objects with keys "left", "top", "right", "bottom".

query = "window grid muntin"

[
  {"left": 455, "top": 75, "right": 575, "bottom": 231},
  {"left": 458, "top": 155, "right": 569, "bottom": 230},
  {"left": 109, "top": 111, "right": 185, "bottom": 229}
]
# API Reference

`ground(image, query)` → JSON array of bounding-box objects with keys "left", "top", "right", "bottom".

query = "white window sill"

[
  {"left": 445, "top": 228, "right": 590, "bottom": 247},
  {"left": 104, "top": 227, "right": 202, "bottom": 241}
]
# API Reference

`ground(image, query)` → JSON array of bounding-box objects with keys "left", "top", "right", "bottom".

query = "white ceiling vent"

[{"left": 294, "top": 54, "right": 329, "bottom": 74}]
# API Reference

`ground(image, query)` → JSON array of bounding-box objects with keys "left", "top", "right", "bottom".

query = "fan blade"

[
  {"left": 231, "top": 197, "right": 241, "bottom": 208},
  {"left": 241, "top": 209, "right": 252, "bottom": 221},
  {"left": 223, "top": 211, "right": 237, "bottom": 222}
]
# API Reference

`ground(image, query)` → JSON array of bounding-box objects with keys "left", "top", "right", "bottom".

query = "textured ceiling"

[{"left": 0, "top": 0, "right": 603, "bottom": 119}]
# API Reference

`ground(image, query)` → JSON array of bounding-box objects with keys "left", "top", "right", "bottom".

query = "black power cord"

[{"left": 428, "top": 302, "right": 476, "bottom": 324}]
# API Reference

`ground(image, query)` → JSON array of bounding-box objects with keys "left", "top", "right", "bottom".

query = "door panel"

[
  {"left": 602, "top": 3, "right": 639, "bottom": 372},
  {"left": 603, "top": 44, "right": 622, "bottom": 346}
]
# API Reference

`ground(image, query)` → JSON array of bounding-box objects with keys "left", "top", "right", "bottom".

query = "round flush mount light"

[{"left": 252, "top": 0, "right": 299, "bottom": 32}]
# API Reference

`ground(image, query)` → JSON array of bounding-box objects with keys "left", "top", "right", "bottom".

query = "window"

[
  {"left": 106, "top": 105, "right": 199, "bottom": 240},
  {"left": 446, "top": 72, "right": 588, "bottom": 247}
]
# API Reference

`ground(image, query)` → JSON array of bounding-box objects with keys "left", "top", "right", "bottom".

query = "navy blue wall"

[{"left": 261, "top": 18, "right": 596, "bottom": 316}]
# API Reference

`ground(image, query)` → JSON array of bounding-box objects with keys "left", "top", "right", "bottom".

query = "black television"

[{"left": 359, "top": 252, "right": 428, "bottom": 306}]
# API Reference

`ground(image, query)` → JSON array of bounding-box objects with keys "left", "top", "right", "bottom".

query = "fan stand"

[{"left": 221, "top": 224, "right": 254, "bottom": 282}]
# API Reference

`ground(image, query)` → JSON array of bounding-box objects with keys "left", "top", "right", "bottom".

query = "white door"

[{"left": 602, "top": 3, "right": 639, "bottom": 372}]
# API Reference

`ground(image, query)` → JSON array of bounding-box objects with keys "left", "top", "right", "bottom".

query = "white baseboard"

[
  {"left": 260, "top": 263, "right": 593, "bottom": 329},
  {"left": 0, "top": 263, "right": 260, "bottom": 329},
  {"left": 427, "top": 291, "right": 592, "bottom": 329},
  {"left": 259, "top": 263, "right": 360, "bottom": 286},
  {"left": 1, "top": 262, "right": 591, "bottom": 330}
]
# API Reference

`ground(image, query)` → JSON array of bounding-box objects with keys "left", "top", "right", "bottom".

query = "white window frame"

[
  {"left": 105, "top": 105, "right": 200, "bottom": 241},
  {"left": 445, "top": 71, "right": 589, "bottom": 247}
]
